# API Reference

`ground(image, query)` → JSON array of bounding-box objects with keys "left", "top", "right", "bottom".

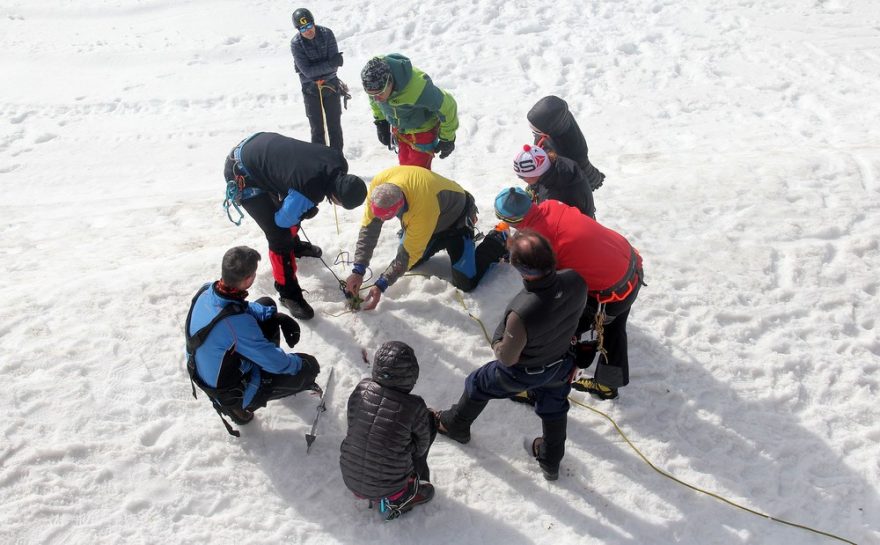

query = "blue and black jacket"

[{"left": 187, "top": 282, "right": 302, "bottom": 409}]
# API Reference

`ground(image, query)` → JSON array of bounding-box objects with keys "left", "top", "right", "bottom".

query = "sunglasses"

[{"left": 299, "top": 22, "right": 314, "bottom": 33}]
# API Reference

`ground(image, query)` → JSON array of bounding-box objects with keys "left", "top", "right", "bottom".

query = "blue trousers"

[{"left": 465, "top": 356, "right": 574, "bottom": 421}]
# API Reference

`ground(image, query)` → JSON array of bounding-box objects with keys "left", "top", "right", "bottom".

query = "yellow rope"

[
  {"left": 452, "top": 288, "right": 857, "bottom": 545},
  {"left": 568, "top": 397, "right": 857, "bottom": 544},
  {"left": 455, "top": 290, "right": 492, "bottom": 345}
]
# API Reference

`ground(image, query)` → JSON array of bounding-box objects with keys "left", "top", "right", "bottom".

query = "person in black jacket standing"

[
  {"left": 527, "top": 95, "right": 605, "bottom": 191},
  {"left": 290, "top": 8, "right": 346, "bottom": 151},
  {"left": 340, "top": 341, "right": 436, "bottom": 520},
  {"left": 224, "top": 132, "right": 367, "bottom": 319},
  {"left": 433, "top": 230, "right": 587, "bottom": 481},
  {"left": 513, "top": 144, "right": 596, "bottom": 219}
]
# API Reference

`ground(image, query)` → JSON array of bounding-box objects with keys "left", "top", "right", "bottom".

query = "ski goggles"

[{"left": 299, "top": 22, "right": 314, "bottom": 33}]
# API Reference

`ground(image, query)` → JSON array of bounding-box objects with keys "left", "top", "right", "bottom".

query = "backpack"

[{"left": 184, "top": 284, "right": 248, "bottom": 436}]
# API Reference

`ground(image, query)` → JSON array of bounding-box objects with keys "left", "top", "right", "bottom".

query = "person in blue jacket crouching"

[{"left": 184, "top": 246, "right": 321, "bottom": 435}]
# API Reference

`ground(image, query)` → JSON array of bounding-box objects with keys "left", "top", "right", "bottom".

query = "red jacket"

[{"left": 519, "top": 200, "right": 639, "bottom": 296}]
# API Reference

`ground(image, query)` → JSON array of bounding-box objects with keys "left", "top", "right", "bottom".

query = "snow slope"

[{"left": 1, "top": 0, "right": 878, "bottom": 543}]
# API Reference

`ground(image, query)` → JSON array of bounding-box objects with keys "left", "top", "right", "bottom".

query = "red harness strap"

[{"left": 592, "top": 247, "right": 644, "bottom": 304}]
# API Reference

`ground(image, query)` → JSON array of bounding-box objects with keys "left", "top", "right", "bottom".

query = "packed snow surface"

[{"left": 1, "top": 1, "right": 878, "bottom": 544}]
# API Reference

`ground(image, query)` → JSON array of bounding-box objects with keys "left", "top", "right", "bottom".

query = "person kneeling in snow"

[
  {"left": 339, "top": 341, "right": 436, "bottom": 520},
  {"left": 184, "top": 246, "right": 321, "bottom": 436},
  {"left": 344, "top": 165, "right": 508, "bottom": 311},
  {"left": 433, "top": 230, "right": 586, "bottom": 481}
]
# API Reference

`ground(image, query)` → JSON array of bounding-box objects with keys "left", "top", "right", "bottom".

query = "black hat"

[
  {"left": 361, "top": 57, "right": 392, "bottom": 93},
  {"left": 332, "top": 174, "right": 367, "bottom": 209},
  {"left": 292, "top": 8, "right": 314, "bottom": 29}
]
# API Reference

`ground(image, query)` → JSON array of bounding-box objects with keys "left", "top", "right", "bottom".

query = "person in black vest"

[
  {"left": 432, "top": 230, "right": 587, "bottom": 480},
  {"left": 185, "top": 246, "right": 321, "bottom": 435},
  {"left": 527, "top": 95, "right": 605, "bottom": 191},
  {"left": 339, "top": 341, "right": 436, "bottom": 520},
  {"left": 290, "top": 8, "right": 347, "bottom": 150},
  {"left": 223, "top": 132, "right": 367, "bottom": 319}
]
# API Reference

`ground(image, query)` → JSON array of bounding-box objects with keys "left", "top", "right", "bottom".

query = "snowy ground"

[{"left": 1, "top": 0, "right": 879, "bottom": 544}]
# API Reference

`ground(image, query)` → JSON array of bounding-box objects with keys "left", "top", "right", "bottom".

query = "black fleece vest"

[{"left": 494, "top": 269, "right": 587, "bottom": 368}]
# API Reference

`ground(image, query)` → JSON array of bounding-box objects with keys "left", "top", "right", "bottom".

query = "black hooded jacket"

[
  {"left": 533, "top": 155, "right": 596, "bottom": 218},
  {"left": 227, "top": 132, "right": 349, "bottom": 204},
  {"left": 528, "top": 96, "right": 605, "bottom": 191},
  {"left": 339, "top": 342, "right": 432, "bottom": 499}
]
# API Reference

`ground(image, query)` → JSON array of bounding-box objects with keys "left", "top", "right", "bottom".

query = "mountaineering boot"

[
  {"left": 280, "top": 294, "right": 314, "bottom": 320},
  {"left": 531, "top": 416, "right": 567, "bottom": 481},
  {"left": 291, "top": 237, "right": 322, "bottom": 259},
  {"left": 509, "top": 390, "right": 536, "bottom": 406},
  {"left": 382, "top": 480, "right": 435, "bottom": 520},
  {"left": 432, "top": 409, "right": 470, "bottom": 444},
  {"left": 433, "top": 391, "right": 488, "bottom": 444},
  {"left": 279, "top": 279, "right": 315, "bottom": 320},
  {"left": 572, "top": 377, "right": 618, "bottom": 400},
  {"left": 395, "top": 481, "right": 435, "bottom": 515},
  {"left": 530, "top": 438, "right": 558, "bottom": 481},
  {"left": 227, "top": 407, "right": 254, "bottom": 425}
]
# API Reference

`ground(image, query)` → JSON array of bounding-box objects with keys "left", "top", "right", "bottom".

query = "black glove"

[
  {"left": 277, "top": 313, "right": 301, "bottom": 348},
  {"left": 333, "top": 52, "right": 344, "bottom": 67},
  {"left": 436, "top": 139, "right": 455, "bottom": 159},
  {"left": 375, "top": 120, "right": 392, "bottom": 149},
  {"left": 301, "top": 205, "right": 319, "bottom": 220},
  {"left": 296, "top": 353, "right": 321, "bottom": 376}
]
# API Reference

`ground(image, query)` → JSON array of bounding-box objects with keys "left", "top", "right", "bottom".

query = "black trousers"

[
  {"left": 413, "top": 414, "right": 438, "bottom": 482},
  {"left": 245, "top": 297, "right": 319, "bottom": 410},
  {"left": 240, "top": 192, "right": 303, "bottom": 299},
  {"left": 303, "top": 82, "right": 343, "bottom": 151},
  {"left": 576, "top": 281, "right": 642, "bottom": 388}
]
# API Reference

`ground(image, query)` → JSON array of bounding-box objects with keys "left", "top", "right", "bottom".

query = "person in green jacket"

[{"left": 361, "top": 54, "right": 458, "bottom": 170}]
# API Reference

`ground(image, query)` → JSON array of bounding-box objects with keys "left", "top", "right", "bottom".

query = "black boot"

[
  {"left": 277, "top": 280, "right": 315, "bottom": 320},
  {"left": 435, "top": 391, "right": 488, "bottom": 444},
  {"left": 532, "top": 416, "right": 567, "bottom": 481},
  {"left": 292, "top": 237, "right": 323, "bottom": 259}
]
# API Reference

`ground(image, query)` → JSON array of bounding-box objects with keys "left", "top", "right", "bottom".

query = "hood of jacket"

[
  {"left": 371, "top": 340, "right": 419, "bottom": 392},
  {"left": 527, "top": 95, "right": 572, "bottom": 135},
  {"left": 384, "top": 53, "right": 414, "bottom": 94}
]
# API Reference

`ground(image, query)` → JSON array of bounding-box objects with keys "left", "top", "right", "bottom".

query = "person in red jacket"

[{"left": 494, "top": 188, "right": 644, "bottom": 400}]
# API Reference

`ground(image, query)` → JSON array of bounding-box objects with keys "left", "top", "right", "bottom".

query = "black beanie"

[{"left": 333, "top": 174, "right": 368, "bottom": 209}]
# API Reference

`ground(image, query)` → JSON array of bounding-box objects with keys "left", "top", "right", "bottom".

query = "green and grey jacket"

[{"left": 368, "top": 53, "right": 459, "bottom": 142}]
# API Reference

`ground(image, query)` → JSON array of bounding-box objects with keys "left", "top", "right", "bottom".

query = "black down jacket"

[
  {"left": 533, "top": 155, "right": 596, "bottom": 219},
  {"left": 528, "top": 95, "right": 605, "bottom": 191},
  {"left": 339, "top": 342, "right": 432, "bottom": 499}
]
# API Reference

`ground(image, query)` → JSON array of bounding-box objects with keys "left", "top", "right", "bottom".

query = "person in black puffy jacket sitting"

[{"left": 339, "top": 341, "right": 436, "bottom": 520}]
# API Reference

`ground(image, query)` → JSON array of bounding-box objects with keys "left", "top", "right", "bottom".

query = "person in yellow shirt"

[{"left": 345, "top": 166, "right": 507, "bottom": 310}]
